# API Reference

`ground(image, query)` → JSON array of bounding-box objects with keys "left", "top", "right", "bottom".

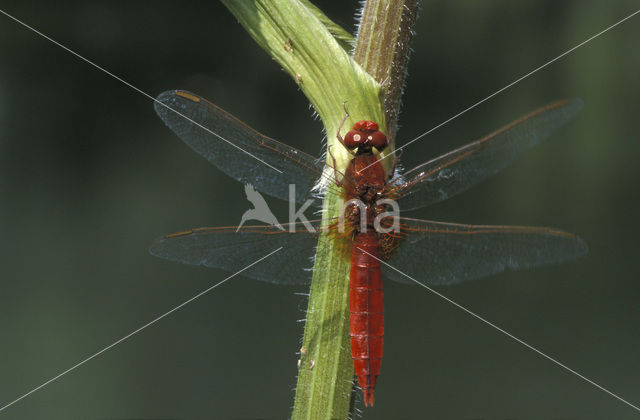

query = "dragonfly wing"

[
  {"left": 155, "top": 90, "right": 325, "bottom": 204},
  {"left": 382, "top": 218, "right": 588, "bottom": 286},
  {"left": 391, "top": 99, "right": 583, "bottom": 211},
  {"left": 149, "top": 221, "right": 324, "bottom": 285}
]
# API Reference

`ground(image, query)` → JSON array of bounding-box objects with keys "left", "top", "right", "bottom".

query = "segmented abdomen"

[{"left": 350, "top": 231, "right": 383, "bottom": 407}]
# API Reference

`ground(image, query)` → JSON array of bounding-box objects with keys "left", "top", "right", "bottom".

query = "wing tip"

[
  {"left": 148, "top": 230, "right": 193, "bottom": 259},
  {"left": 148, "top": 236, "right": 168, "bottom": 258},
  {"left": 148, "top": 241, "right": 163, "bottom": 258},
  {"left": 567, "top": 97, "right": 585, "bottom": 114},
  {"left": 154, "top": 90, "right": 201, "bottom": 116},
  {"left": 573, "top": 234, "right": 589, "bottom": 257},
  {"left": 153, "top": 90, "right": 176, "bottom": 117},
  {"left": 551, "top": 97, "right": 584, "bottom": 117},
  {"left": 540, "top": 227, "right": 589, "bottom": 260}
]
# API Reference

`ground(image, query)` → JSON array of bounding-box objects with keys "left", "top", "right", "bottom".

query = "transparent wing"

[
  {"left": 382, "top": 218, "right": 588, "bottom": 286},
  {"left": 155, "top": 90, "right": 325, "bottom": 203},
  {"left": 390, "top": 99, "right": 583, "bottom": 211},
  {"left": 149, "top": 221, "right": 326, "bottom": 285}
]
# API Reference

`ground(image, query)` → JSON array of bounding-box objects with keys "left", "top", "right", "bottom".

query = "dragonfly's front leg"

[{"left": 328, "top": 145, "right": 345, "bottom": 188}]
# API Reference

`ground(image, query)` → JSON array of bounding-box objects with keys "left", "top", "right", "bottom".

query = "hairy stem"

[{"left": 354, "top": 0, "right": 418, "bottom": 143}]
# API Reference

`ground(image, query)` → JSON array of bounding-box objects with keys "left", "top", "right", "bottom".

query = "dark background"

[{"left": 1, "top": 1, "right": 639, "bottom": 419}]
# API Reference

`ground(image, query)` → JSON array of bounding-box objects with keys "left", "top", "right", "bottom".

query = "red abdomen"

[{"left": 350, "top": 231, "right": 383, "bottom": 407}]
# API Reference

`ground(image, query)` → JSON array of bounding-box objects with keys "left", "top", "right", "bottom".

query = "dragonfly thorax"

[{"left": 344, "top": 199, "right": 384, "bottom": 232}]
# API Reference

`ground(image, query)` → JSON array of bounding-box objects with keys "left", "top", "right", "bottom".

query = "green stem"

[
  {"left": 292, "top": 191, "right": 353, "bottom": 419},
  {"left": 354, "top": 0, "right": 418, "bottom": 143},
  {"left": 300, "top": 0, "right": 355, "bottom": 50}
]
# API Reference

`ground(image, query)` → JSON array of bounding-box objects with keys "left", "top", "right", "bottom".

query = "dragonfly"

[{"left": 149, "top": 90, "right": 587, "bottom": 407}]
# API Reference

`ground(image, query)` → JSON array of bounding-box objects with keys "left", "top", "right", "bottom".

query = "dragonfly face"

[{"left": 343, "top": 120, "right": 388, "bottom": 152}]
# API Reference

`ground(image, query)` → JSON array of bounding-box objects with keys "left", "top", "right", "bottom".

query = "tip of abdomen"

[
  {"left": 363, "top": 388, "right": 375, "bottom": 406},
  {"left": 356, "top": 369, "right": 379, "bottom": 407}
]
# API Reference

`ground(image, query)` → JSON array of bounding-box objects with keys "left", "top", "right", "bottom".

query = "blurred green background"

[{"left": 1, "top": 1, "right": 639, "bottom": 419}]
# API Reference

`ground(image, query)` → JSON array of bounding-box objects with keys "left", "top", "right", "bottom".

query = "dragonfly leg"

[
  {"left": 336, "top": 102, "right": 350, "bottom": 149},
  {"left": 328, "top": 145, "right": 345, "bottom": 187}
]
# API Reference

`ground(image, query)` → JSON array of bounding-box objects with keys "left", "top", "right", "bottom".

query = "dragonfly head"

[{"left": 344, "top": 120, "right": 388, "bottom": 153}]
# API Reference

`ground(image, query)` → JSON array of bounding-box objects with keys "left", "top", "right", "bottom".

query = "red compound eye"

[
  {"left": 344, "top": 130, "right": 366, "bottom": 149},
  {"left": 367, "top": 130, "right": 388, "bottom": 150},
  {"left": 342, "top": 120, "right": 386, "bottom": 150}
]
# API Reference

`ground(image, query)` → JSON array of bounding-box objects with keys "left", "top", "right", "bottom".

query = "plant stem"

[
  {"left": 354, "top": 0, "right": 418, "bottom": 143},
  {"left": 292, "top": 191, "right": 353, "bottom": 419}
]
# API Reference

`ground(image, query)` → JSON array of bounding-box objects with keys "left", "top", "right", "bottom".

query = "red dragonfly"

[{"left": 150, "top": 90, "right": 587, "bottom": 407}]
